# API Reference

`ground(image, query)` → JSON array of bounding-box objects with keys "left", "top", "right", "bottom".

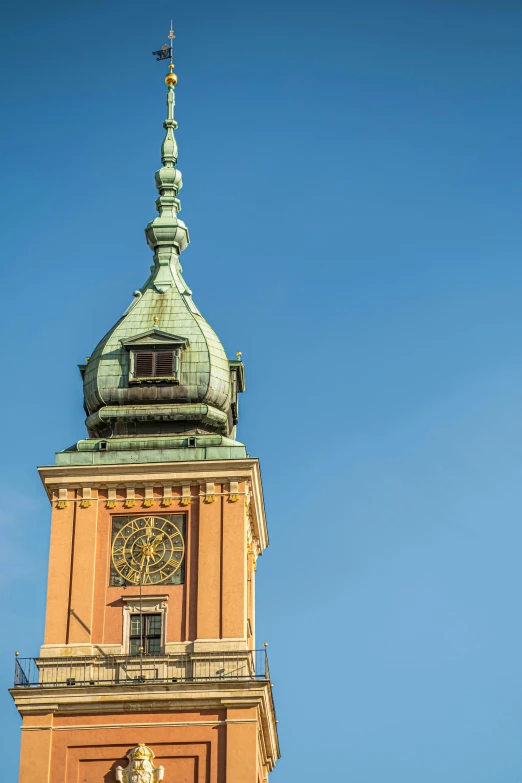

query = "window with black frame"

[{"left": 129, "top": 613, "right": 162, "bottom": 655}]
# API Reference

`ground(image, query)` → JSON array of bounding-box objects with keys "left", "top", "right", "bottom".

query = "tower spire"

[
  {"left": 77, "top": 26, "right": 245, "bottom": 446},
  {"left": 145, "top": 23, "right": 189, "bottom": 294},
  {"left": 162, "top": 23, "right": 178, "bottom": 164}
]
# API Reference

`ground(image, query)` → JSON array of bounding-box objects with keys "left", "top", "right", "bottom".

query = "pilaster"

[
  {"left": 221, "top": 482, "right": 247, "bottom": 640},
  {"left": 67, "top": 489, "right": 99, "bottom": 645},
  {"left": 197, "top": 486, "right": 223, "bottom": 640},
  {"left": 18, "top": 712, "right": 53, "bottom": 783},
  {"left": 43, "top": 496, "right": 75, "bottom": 645},
  {"left": 226, "top": 707, "right": 258, "bottom": 783}
]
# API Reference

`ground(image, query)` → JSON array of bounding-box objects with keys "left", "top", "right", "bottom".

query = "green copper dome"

[{"left": 79, "top": 76, "right": 245, "bottom": 445}]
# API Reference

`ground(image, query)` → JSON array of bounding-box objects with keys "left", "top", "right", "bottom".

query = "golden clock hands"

[{"left": 138, "top": 533, "right": 163, "bottom": 552}]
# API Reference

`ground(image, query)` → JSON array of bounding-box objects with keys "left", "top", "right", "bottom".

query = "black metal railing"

[{"left": 13, "top": 649, "right": 269, "bottom": 688}]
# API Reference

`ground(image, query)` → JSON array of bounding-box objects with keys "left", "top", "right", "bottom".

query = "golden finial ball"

[{"left": 165, "top": 67, "right": 178, "bottom": 87}]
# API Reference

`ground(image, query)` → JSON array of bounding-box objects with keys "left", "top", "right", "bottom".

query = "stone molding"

[
  {"left": 39, "top": 638, "right": 250, "bottom": 659},
  {"left": 39, "top": 644, "right": 123, "bottom": 659},
  {"left": 21, "top": 718, "right": 258, "bottom": 731},
  {"left": 192, "top": 638, "right": 248, "bottom": 652}
]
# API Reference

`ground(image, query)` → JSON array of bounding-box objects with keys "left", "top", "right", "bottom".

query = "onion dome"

[{"left": 78, "top": 68, "right": 245, "bottom": 446}]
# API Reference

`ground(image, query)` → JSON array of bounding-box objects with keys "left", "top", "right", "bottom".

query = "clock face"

[{"left": 111, "top": 515, "right": 185, "bottom": 586}]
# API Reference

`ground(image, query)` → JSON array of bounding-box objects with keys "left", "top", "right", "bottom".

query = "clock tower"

[{"left": 10, "top": 37, "right": 279, "bottom": 783}]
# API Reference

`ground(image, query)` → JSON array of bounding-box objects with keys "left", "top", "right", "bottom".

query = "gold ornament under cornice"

[
  {"left": 106, "top": 499, "right": 118, "bottom": 509},
  {"left": 143, "top": 498, "right": 154, "bottom": 508},
  {"left": 56, "top": 500, "right": 68, "bottom": 509},
  {"left": 203, "top": 494, "right": 216, "bottom": 503},
  {"left": 124, "top": 499, "right": 136, "bottom": 509},
  {"left": 38, "top": 459, "right": 270, "bottom": 552},
  {"left": 162, "top": 497, "right": 173, "bottom": 507},
  {"left": 228, "top": 494, "right": 240, "bottom": 503},
  {"left": 180, "top": 496, "right": 191, "bottom": 506},
  {"left": 79, "top": 499, "right": 91, "bottom": 509},
  {"left": 115, "top": 743, "right": 165, "bottom": 782}
]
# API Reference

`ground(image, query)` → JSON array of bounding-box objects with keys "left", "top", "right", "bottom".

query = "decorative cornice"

[
  {"left": 39, "top": 458, "right": 268, "bottom": 551},
  {"left": 85, "top": 403, "right": 229, "bottom": 436},
  {"left": 121, "top": 594, "right": 169, "bottom": 603}
]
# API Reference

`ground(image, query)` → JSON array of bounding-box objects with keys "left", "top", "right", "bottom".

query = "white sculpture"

[{"left": 115, "top": 744, "right": 165, "bottom": 783}]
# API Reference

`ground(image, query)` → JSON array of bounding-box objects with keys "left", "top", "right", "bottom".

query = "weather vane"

[{"left": 152, "top": 22, "right": 175, "bottom": 62}]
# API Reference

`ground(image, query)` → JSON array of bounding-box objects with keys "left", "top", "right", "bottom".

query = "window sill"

[{"left": 129, "top": 377, "right": 179, "bottom": 384}]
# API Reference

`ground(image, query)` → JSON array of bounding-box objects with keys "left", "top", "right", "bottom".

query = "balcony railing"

[{"left": 13, "top": 649, "right": 270, "bottom": 689}]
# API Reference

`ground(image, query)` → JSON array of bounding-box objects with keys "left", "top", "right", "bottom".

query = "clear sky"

[{"left": 2, "top": 0, "right": 522, "bottom": 780}]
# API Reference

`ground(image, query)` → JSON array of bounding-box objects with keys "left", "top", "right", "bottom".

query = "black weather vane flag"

[
  {"left": 152, "top": 25, "right": 175, "bottom": 61},
  {"left": 152, "top": 43, "right": 171, "bottom": 61}
]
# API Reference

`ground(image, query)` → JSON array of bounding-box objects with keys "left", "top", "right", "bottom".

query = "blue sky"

[{"left": 2, "top": 0, "right": 522, "bottom": 780}]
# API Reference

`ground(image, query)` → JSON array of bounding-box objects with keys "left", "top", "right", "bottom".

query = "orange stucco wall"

[
  {"left": 24, "top": 475, "right": 271, "bottom": 782},
  {"left": 19, "top": 707, "right": 260, "bottom": 783},
  {"left": 43, "top": 484, "right": 253, "bottom": 650}
]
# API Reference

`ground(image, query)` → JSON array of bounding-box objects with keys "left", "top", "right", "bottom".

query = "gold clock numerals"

[{"left": 111, "top": 515, "right": 185, "bottom": 585}]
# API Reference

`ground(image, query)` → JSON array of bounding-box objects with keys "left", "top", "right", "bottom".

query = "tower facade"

[{"left": 10, "top": 46, "right": 279, "bottom": 783}]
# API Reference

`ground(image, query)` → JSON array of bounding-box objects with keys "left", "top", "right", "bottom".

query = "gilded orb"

[{"left": 165, "top": 71, "right": 178, "bottom": 86}]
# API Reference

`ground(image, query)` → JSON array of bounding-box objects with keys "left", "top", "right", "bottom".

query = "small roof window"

[
  {"left": 133, "top": 349, "right": 178, "bottom": 380},
  {"left": 131, "top": 348, "right": 180, "bottom": 383},
  {"left": 120, "top": 328, "right": 189, "bottom": 385}
]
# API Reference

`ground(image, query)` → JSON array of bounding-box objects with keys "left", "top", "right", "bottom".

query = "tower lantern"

[{"left": 10, "top": 30, "right": 280, "bottom": 783}]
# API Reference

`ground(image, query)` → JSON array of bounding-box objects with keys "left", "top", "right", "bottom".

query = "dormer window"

[
  {"left": 132, "top": 349, "right": 179, "bottom": 381},
  {"left": 120, "top": 329, "right": 189, "bottom": 385}
]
